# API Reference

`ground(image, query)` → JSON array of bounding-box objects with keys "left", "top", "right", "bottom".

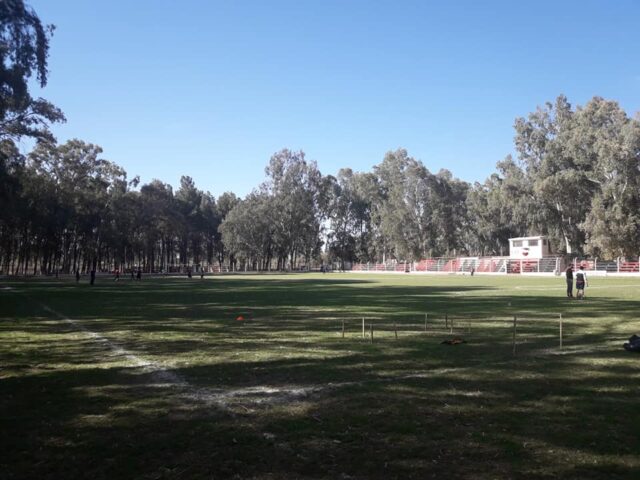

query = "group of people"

[
  {"left": 74, "top": 268, "right": 143, "bottom": 284},
  {"left": 565, "top": 264, "right": 588, "bottom": 299}
]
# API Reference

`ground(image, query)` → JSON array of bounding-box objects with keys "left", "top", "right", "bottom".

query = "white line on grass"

[
  {"left": 34, "top": 302, "right": 473, "bottom": 409},
  {"left": 39, "top": 305, "right": 189, "bottom": 387},
  {"left": 514, "top": 284, "right": 640, "bottom": 291},
  {"left": 13, "top": 287, "right": 612, "bottom": 410},
  {"left": 34, "top": 300, "right": 324, "bottom": 408}
]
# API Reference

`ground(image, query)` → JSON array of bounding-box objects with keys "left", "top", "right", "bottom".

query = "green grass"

[{"left": 1, "top": 273, "right": 640, "bottom": 479}]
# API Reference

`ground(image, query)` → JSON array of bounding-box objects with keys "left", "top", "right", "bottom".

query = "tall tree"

[
  {"left": 578, "top": 101, "right": 640, "bottom": 257},
  {"left": 0, "top": 0, "right": 65, "bottom": 142},
  {"left": 514, "top": 95, "right": 591, "bottom": 254},
  {"left": 262, "top": 149, "right": 325, "bottom": 269},
  {"left": 219, "top": 192, "right": 274, "bottom": 270},
  {"left": 466, "top": 157, "right": 536, "bottom": 256},
  {"left": 215, "top": 191, "right": 239, "bottom": 268},
  {"left": 27, "top": 139, "right": 126, "bottom": 272}
]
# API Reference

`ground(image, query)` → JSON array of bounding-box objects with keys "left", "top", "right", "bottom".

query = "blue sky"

[{"left": 27, "top": 0, "right": 640, "bottom": 197}]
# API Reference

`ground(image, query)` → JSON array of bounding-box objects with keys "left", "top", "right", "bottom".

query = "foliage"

[{"left": 0, "top": 0, "right": 65, "bottom": 143}]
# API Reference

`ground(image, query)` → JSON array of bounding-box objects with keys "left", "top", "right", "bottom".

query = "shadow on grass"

[
  {"left": 2, "top": 276, "right": 640, "bottom": 478},
  {"left": 2, "top": 340, "right": 639, "bottom": 479}
]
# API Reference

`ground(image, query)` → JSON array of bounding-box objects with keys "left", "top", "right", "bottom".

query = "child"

[{"left": 575, "top": 265, "right": 588, "bottom": 300}]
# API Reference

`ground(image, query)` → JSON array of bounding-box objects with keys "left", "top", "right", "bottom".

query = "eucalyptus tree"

[
  {"left": 428, "top": 169, "right": 469, "bottom": 255},
  {"left": 373, "top": 149, "right": 416, "bottom": 261},
  {"left": 105, "top": 181, "right": 141, "bottom": 271},
  {"left": 466, "top": 157, "right": 536, "bottom": 256},
  {"left": 26, "top": 140, "right": 127, "bottom": 272},
  {"left": 327, "top": 170, "right": 355, "bottom": 268},
  {"left": 215, "top": 191, "right": 239, "bottom": 268},
  {"left": 577, "top": 100, "right": 640, "bottom": 257},
  {"left": 0, "top": 140, "right": 26, "bottom": 271},
  {"left": 0, "top": 0, "right": 65, "bottom": 143},
  {"left": 139, "top": 180, "right": 176, "bottom": 271},
  {"left": 262, "top": 149, "right": 325, "bottom": 269},
  {"left": 348, "top": 171, "right": 379, "bottom": 261},
  {"left": 373, "top": 149, "right": 470, "bottom": 260},
  {"left": 514, "top": 95, "right": 591, "bottom": 254},
  {"left": 175, "top": 175, "right": 205, "bottom": 265},
  {"left": 514, "top": 95, "right": 640, "bottom": 256},
  {"left": 0, "top": 0, "right": 64, "bottom": 272},
  {"left": 200, "top": 192, "right": 221, "bottom": 266},
  {"left": 219, "top": 192, "right": 274, "bottom": 270}
]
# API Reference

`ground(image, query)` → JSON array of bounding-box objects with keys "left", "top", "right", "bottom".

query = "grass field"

[{"left": 2, "top": 273, "right": 640, "bottom": 479}]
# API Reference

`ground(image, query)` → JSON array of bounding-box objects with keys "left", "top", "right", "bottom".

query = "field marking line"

[
  {"left": 38, "top": 304, "right": 189, "bottom": 387},
  {"left": 513, "top": 284, "right": 640, "bottom": 291},
  {"left": 37, "top": 302, "right": 316, "bottom": 406},
  {"left": 11, "top": 290, "right": 330, "bottom": 407},
  {"left": 18, "top": 295, "right": 474, "bottom": 408},
  {"left": 8, "top": 284, "right": 620, "bottom": 409}
]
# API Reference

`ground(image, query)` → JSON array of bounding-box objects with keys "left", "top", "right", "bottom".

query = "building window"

[
  {"left": 513, "top": 240, "right": 523, "bottom": 247},
  {"left": 528, "top": 239, "right": 539, "bottom": 246}
]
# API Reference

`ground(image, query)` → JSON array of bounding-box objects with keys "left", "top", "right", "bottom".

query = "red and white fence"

[{"left": 350, "top": 256, "right": 640, "bottom": 276}]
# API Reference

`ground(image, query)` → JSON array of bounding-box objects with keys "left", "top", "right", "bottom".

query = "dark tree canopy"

[{"left": 0, "top": 0, "right": 65, "bottom": 143}]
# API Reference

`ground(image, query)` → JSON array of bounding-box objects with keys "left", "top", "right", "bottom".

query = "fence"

[
  {"left": 572, "top": 257, "right": 640, "bottom": 274},
  {"left": 352, "top": 256, "right": 560, "bottom": 275},
  {"left": 351, "top": 256, "right": 640, "bottom": 275},
  {"left": 336, "top": 312, "right": 568, "bottom": 356}
]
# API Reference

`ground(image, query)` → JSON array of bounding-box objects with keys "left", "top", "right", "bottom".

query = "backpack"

[{"left": 623, "top": 334, "right": 640, "bottom": 353}]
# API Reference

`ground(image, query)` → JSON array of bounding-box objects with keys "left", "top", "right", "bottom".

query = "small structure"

[
  {"left": 507, "top": 235, "right": 559, "bottom": 274},
  {"left": 509, "top": 236, "right": 552, "bottom": 259}
]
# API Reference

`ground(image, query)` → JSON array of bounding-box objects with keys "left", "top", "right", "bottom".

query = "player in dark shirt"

[{"left": 565, "top": 265, "right": 574, "bottom": 298}]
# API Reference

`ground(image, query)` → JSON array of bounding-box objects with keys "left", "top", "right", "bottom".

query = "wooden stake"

[
  {"left": 450, "top": 316, "right": 453, "bottom": 334},
  {"left": 370, "top": 323, "right": 374, "bottom": 343},
  {"left": 424, "top": 313, "right": 428, "bottom": 332},
  {"left": 342, "top": 318, "right": 345, "bottom": 338},
  {"left": 559, "top": 313, "right": 563, "bottom": 349},
  {"left": 512, "top": 315, "right": 517, "bottom": 355},
  {"left": 445, "top": 313, "right": 448, "bottom": 330},
  {"left": 362, "top": 317, "right": 365, "bottom": 339},
  {"left": 394, "top": 321, "right": 398, "bottom": 340}
]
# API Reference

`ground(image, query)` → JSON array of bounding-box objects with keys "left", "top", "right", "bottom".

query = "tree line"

[{"left": 1, "top": 2, "right": 639, "bottom": 275}]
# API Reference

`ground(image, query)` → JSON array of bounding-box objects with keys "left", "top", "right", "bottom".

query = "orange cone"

[{"left": 236, "top": 315, "right": 244, "bottom": 321}]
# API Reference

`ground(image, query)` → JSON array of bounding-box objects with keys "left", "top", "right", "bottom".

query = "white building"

[{"left": 509, "top": 236, "right": 553, "bottom": 259}]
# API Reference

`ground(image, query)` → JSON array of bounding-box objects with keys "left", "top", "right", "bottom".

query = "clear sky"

[{"left": 26, "top": 0, "right": 640, "bottom": 197}]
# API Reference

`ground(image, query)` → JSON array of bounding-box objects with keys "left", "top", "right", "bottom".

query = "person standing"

[
  {"left": 576, "top": 265, "right": 588, "bottom": 300},
  {"left": 565, "top": 265, "right": 574, "bottom": 298},
  {"left": 75, "top": 270, "right": 80, "bottom": 283},
  {"left": 90, "top": 269, "right": 96, "bottom": 285}
]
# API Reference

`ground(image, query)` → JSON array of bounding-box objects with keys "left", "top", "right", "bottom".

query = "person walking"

[
  {"left": 576, "top": 265, "right": 588, "bottom": 300},
  {"left": 565, "top": 265, "right": 574, "bottom": 298}
]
